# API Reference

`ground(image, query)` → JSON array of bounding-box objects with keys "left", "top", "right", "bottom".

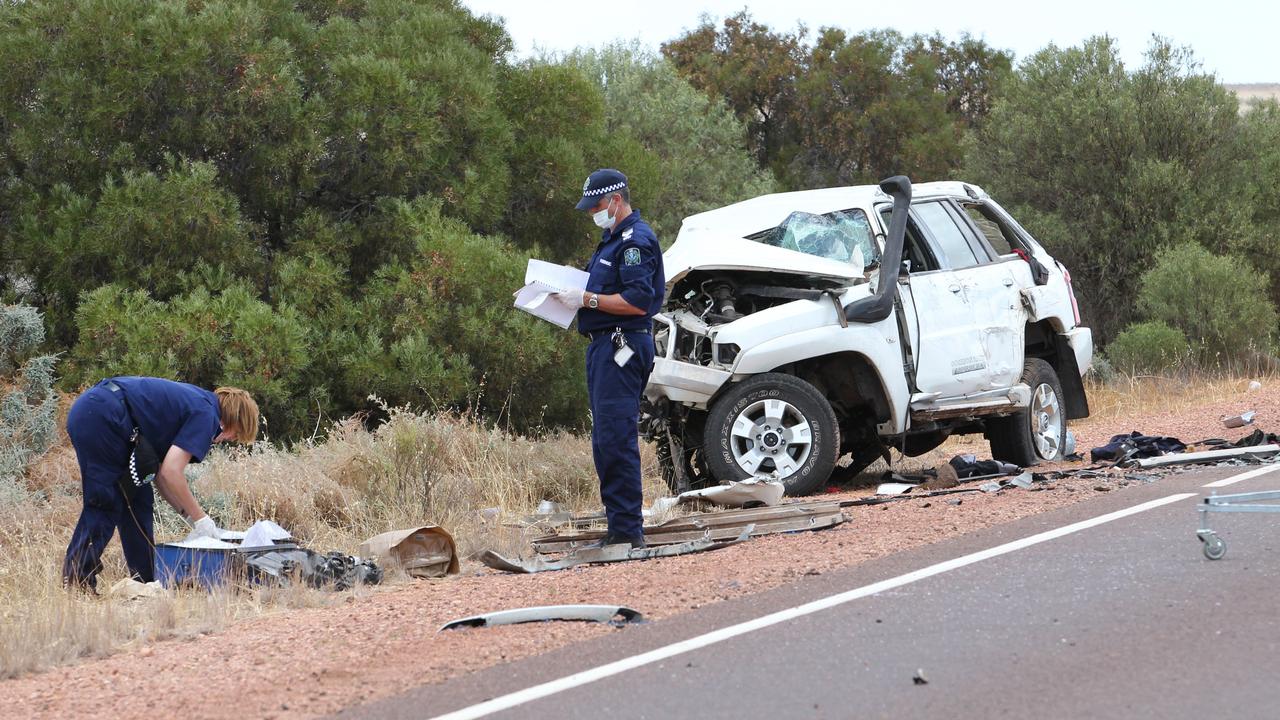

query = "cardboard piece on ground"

[
  {"left": 876, "top": 482, "right": 918, "bottom": 496},
  {"left": 359, "top": 525, "right": 459, "bottom": 578}
]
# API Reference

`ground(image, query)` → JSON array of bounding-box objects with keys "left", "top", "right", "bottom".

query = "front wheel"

[
  {"left": 987, "top": 357, "right": 1066, "bottom": 466},
  {"left": 703, "top": 373, "right": 840, "bottom": 496}
]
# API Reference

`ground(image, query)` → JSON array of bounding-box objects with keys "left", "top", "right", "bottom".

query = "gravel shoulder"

[{"left": 1, "top": 379, "right": 1274, "bottom": 720}]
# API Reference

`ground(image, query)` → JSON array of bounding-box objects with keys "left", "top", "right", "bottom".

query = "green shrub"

[
  {"left": 0, "top": 305, "right": 57, "bottom": 493},
  {"left": 1137, "top": 243, "right": 1278, "bottom": 364},
  {"left": 1104, "top": 321, "right": 1190, "bottom": 374},
  {"left": 67, "top": 283, "right": 311, "bottom": 439}
]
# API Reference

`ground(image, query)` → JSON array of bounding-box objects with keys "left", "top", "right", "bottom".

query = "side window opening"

[
  {"left": 960, "top": 202, "right": 1024, "bottom": 256},
  {"left": 881, "top": 207, "right": 939, "bottom": 273},
  {"left": 913, "top": 201, "right": 981, "bottom": 269}
]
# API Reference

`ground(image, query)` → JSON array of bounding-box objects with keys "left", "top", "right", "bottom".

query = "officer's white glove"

[
  {"left": 553, "top": 290, "right": 585, "bottom": 310},
  {"left": 185, "top": 516, "right": 223, "bottom": 542}
]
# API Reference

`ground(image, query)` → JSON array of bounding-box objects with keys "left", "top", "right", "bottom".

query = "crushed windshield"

[{"left": 746, "top": 208, "right": 877, "bottom": 267}]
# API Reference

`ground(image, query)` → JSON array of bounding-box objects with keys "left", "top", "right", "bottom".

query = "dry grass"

[
  {"left": 1080, "top": 374, "right": 1263, "bottom": 419},
  {"left": 0, "top": 405, "right": 663, "bottom": 678},
  {"left": 2, "top": 372, "right": 1268, "bottom": 679}
]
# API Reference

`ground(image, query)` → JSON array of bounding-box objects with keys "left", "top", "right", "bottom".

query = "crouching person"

[{"left": 62, "top": 377, "right": 258, "bottom": 592}]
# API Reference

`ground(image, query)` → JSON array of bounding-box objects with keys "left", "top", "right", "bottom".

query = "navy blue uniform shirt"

[
  {"left": 577, "top": 210, "right": 665, "bottom": 334},
  {"left": 110, "top": 377, "right": 222, "bottom": 462}
]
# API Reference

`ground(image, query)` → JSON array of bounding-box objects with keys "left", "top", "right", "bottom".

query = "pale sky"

[{"left": 462, "top": 0, "right": 1278, "bottom": 84}]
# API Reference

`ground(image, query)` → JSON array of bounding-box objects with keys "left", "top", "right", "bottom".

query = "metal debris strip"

[
  {"left": 439, "top": 605, "right": 644, "bottom": 632},
  {"left": 1222, "top": 410, "right": 1257, "bottom": 429},
  {"left": 1196, "top": 489, "right": 1280, "bottom": 560},
  {"left": 484, "top": 528, "right": 751, "bottom": 574},
  {"left": 531, "top": 503, "right": 845, "bottom": 554},
  {"left": 1134, "top": 444, "right": 1280, "bottom": 469}
]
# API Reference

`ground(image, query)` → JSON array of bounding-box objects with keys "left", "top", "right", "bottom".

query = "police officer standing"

[{"left": 554, "top": 169, "right": 664, "bottom": 548}]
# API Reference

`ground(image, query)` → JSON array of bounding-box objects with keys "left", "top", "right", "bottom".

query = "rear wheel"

[
  {"left": 703, "top": 373, "right": 840, "bottom": 496},
  {"left": 987, "top": 358, "right": 1066, "bottom": 466}
]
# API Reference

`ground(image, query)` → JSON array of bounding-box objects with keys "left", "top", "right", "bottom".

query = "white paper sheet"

[
  {"left": 875, "top": 482, "right": 918, "bottom": 496},
  {"left": 514, "top": 259, "right": 589, "bottom": 329},
  {"left": 524, "top": 258, "right": 589, "bottom": 290},
  {"left": 239, "top": 519, "right": 293, "bottom": 547}
]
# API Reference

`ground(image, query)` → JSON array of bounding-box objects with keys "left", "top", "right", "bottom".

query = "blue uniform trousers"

[
  {"left": 585, "top": 331, "right": 655, "bottom": 539},
  {"left": 62, "top": 384, "right": 156, "bottom": 590}
]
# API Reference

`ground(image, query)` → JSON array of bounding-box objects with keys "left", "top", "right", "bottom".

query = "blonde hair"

[{"left": 215, "top": 387, "right": 259, "bottom": 444}]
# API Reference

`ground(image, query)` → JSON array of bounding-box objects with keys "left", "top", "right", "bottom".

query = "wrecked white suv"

[{"left": 640, "top": 177, "right": 1093, "bottom": 496}]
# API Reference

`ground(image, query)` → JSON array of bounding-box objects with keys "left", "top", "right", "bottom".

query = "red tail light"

[{"left": 1061, "top": 265, "right": 1081, "bottom": 326}]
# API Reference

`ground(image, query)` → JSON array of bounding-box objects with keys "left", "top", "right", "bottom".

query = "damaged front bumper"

[{"left": 647, "top": 312, "right": 733, "bottom": 407}]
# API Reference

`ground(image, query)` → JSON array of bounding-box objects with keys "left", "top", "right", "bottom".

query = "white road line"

[
  {"left": 428, "top": 491, "right": 1197, "bottom": 720},
  {"left": 1203, "top": 463, "right": 1280, "bottom": 488}
]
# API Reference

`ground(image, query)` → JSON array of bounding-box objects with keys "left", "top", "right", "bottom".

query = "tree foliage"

[
  {"left": 0, "top": 306, "right": 57, "bottom": 493},
  {"left": 663, "top": 11, "right": 1011, "bottom": 188},
  {"left": 1104, "top": 321, "right": 1189, "bottom": 374},
  {"left": 965, "top": 37, "right": 1255, "bottom": 343},
  {"left": 1135, "top": 243, "right": 1276, "bottom": 363},
  {"left": 565, "top": 43, "right": 776, "bottom": 243}
]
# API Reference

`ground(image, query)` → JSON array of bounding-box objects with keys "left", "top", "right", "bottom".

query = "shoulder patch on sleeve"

[{"left": 624, "top": 247, "right": 642, "bottom": 266}]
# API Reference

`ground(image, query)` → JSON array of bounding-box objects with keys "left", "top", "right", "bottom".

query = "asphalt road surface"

[{"left": 340, "top": 464, "right": 1280, "bottom": 720}]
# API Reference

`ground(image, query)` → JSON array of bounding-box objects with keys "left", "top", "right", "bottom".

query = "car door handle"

[
  {"left": 1002, "top": 278, "right": 1014, "bottom": 287},
  {"left": 948, "top": 284, "right": 961, "bottom": 293}
]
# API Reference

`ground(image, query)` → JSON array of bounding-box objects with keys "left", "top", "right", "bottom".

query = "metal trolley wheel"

[{"left": 1200, "top": 532, "right": 1227, "bottom": 560}]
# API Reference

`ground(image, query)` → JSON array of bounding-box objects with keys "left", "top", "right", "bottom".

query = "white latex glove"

[
  {"left": 185, "top": 516, "right": 223, "bottom": 542},
  {"left": 553, "top": 290, "right": 585, "bottom": 310}
]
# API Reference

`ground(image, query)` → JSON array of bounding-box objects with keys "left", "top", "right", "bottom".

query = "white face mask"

[{"left": 592, "top": 196, "right": 616, "bottom": 229}]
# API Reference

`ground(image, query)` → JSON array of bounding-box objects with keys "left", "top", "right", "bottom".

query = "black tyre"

[
  {"left": 987, "top": 358, "right": 1067, "bottom": 466},
  {"left": 703, "top": 373, "right": 840, "bottom": 496}
]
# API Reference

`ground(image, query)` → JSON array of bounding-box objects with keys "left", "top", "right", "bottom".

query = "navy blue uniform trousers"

[
  {"left": 585, "top": 331, "right": 655, "bottom": 539},
  {"left": 62, "top": 383, "right": 155, "bottom": 589}
]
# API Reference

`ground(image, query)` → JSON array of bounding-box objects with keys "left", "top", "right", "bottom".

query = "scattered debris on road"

[
  {"left": 913, "top": 669, "right": 929, "bottom": 685},
  {"left": 532, "top": 503, "right": 845, "bottom": 553},
  {"left": 1134, "top": 444, "right": 1279, "bottom": 468},
  {"left": 439, "top": 604, "right": 644, "bottom": 631},
  {"left": 1090, "top": 432, "right": 1187, "bottom": 464},
  {"left": 675, "top": 476, "right": 786, "bottom": 508},
  {"left": 246, "top": 549, "right": 383, "bottom": 590},
  {"left": 1222, "top": 410, "right": 1256, "bottom": 429},
  {"left": 481, "top": 532, "right": 745, "bottom": 574}
]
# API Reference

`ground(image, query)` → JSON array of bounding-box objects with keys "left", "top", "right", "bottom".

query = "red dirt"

[{"left": 1, "top": 380, "right": 1275, "bottom": 719}]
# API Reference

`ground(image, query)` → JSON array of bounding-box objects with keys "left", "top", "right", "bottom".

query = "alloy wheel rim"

[
  {"left": 1031, "top": 383, "right": 1063, "bottom": 459},
  {"left": 729, "top": 398, "right": 813, "bottom": 478}
]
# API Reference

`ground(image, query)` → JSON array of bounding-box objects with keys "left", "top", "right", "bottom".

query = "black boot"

[{"left": 586, "top": 533, "right": 646, "bottom": 550}]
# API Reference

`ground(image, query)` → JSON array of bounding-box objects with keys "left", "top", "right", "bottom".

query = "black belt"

[{"left": 588, "top": 327, "right": 650, "bottom": 341}]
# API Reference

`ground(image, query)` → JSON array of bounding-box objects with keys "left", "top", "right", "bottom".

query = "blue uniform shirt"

[
  {"left": 577, "top": 210, "right": 665, "bottom": 334},
  {"left": 110, "top": 377, "right": 222, "bottom": 462}
]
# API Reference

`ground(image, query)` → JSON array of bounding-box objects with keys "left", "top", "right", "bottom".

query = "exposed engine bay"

[{"left": 657, "top": 269, "right": 860, "bottom": 367}]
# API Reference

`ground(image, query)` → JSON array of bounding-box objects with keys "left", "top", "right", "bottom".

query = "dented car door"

[{"left": 904, "top": 200, "right": 1024, "bottom": 397}]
